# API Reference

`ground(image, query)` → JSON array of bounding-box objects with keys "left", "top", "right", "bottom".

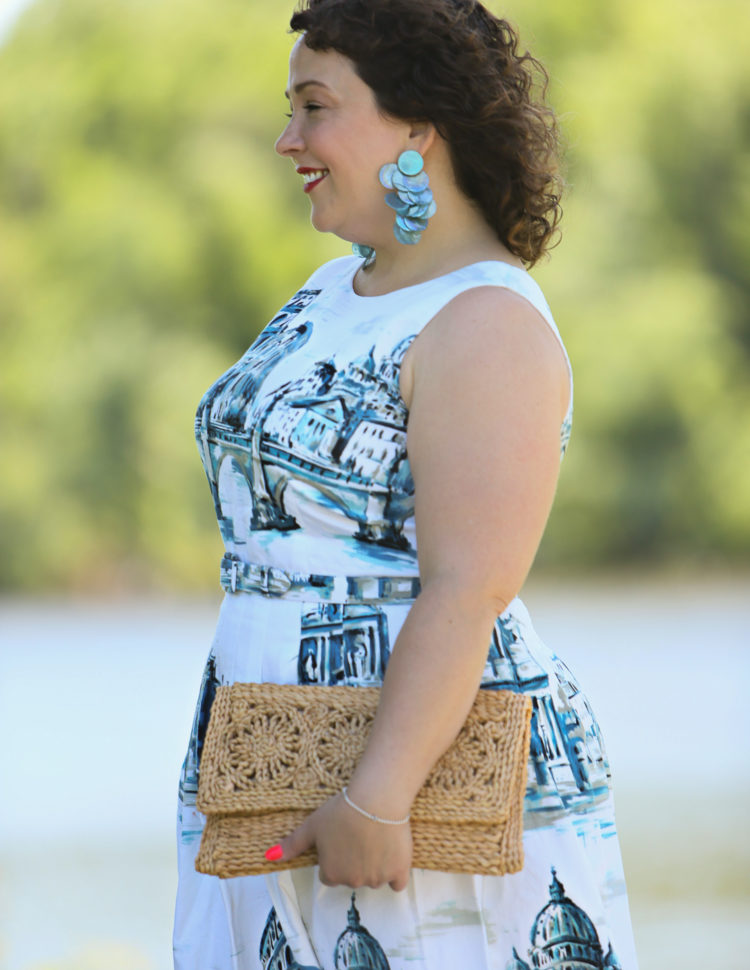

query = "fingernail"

[{"left": 264, "top": 844, "right": 284, "bottom": 862}]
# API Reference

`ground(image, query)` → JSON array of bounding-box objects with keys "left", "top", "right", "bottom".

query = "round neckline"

[
  {"left": 340, "top": 253, "right": 574, "bottom": 423},
  {"left": 346, "top": 256, "right": 528, "bottom": 300}
]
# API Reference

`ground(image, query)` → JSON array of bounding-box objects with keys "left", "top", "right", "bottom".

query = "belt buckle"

[{"left": 230, "top": 560, "right": 238, "bottom": 594}]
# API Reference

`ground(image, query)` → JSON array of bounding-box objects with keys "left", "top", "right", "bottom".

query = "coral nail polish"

[{"left": 265, "top": 844, "right": 284, "bottom": 862}]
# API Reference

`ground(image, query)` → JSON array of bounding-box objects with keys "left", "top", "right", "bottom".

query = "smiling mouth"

[{"left": 298, "top": 169, "right": 329, "bottom": 193}]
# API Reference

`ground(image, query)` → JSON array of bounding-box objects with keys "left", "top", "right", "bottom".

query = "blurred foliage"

[{"left": 0, "top": 0, "right": 748, "bottom": 591}]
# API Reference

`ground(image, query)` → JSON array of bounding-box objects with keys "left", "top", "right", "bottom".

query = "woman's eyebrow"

[{"left": 284, "top": 80, "right": 331, "bottom": 100}]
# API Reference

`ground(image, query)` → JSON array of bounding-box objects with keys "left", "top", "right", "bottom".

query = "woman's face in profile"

[{"left": 276, "top": 39, "right": 410, "bottom": 243}]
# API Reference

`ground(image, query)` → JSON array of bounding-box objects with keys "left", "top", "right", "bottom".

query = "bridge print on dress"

[
  {"left": 298, "top": 603, "right": 390, "bottom": 686},
  {"left": 194, "top": 289, "right": 318, "bottom": 539},
  {"left": 250, "top": 336, "right": 416, "bottom": 547},
  {"left": 199, "top": 327, "right": 417, "bottom": 550},
  {"left": 481, "top": 616, "right": 610, "bottom": 820},
  {"left": 505, "top": 868, "right": 623, "bottom": 970}
]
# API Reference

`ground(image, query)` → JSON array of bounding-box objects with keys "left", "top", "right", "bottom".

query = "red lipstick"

[{"left": 297, "top": 167, "right": 329, "bottom": 193}]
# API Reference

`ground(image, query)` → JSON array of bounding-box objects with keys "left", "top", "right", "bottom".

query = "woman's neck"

[
  {"left": 351, "top": 189, "right": 522, "bottom": 297},
  {"left": 352, "top": 229, "right": 522, "bottom": 297}
]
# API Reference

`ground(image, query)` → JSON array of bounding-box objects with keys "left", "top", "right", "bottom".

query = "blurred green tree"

[
  {"left": 0, "top": 0, "right": 346, "bottom": 589},
  {"left": 0, "top": 0, "right": 748, "bottom": 591},
  {"left": 510, "top": 0, "right": 750, "bottom": 568}
]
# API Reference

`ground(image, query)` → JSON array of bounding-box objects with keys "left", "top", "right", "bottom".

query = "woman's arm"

[{"left": 278, "top": 285, "right": 570, "bottom": 890}]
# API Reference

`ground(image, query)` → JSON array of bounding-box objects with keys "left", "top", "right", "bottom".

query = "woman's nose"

[{"left": 275, "top": 116, "right": 303, "bottom": 156}]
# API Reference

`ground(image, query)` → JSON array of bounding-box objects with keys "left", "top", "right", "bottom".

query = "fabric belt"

[{"left": 220, "top": 553, "right": 421, "bottom": 604}]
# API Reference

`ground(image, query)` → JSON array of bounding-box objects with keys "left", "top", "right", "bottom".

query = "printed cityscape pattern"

[
  {"left": 177, "top": 602, "right": 611, "bottom": 823},
  {"left": 292, "top": 606, "right": 611, "bottom": 820},
  {"left": 179, "top": 652, "right": 221, "bottom": 809},
  {"left": 195, "top": 289, "right": 318, "bottom": 540},
  {"left": 252, "top": 337, "right": 416, "bottom": 546},
  {"left": 481, "top": 616, "right": 610, "bottom": 818},
  {"left": 191, "top": 289, "right": 601, "bottom": 820},
  {"left": 258, "top": 871, "right": 626, "bottom": 970},
  {"left": 260, "top": 895, "right": 392, "bottom": 970},
  {"left": 505, "top": 868, "right": 624, "bottom": 970},
  {"left": 195, "top": 289, "right": 418, "bottom": 551},
  {"left": 298, "top": 603, "right": 391, "bottom": 686},
  {"left": 174, "top": 263, "right": 639, "bottom": 969},
  {"left": 260, "top": 906, "right": 320, "bottom": 970}
]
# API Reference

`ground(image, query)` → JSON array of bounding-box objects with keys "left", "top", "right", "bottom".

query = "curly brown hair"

[{"left": 289, "top": 0, "right": 562, "bottom": 266}]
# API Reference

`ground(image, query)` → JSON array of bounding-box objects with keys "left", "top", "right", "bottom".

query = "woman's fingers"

[
  {"left": 268, "top": 797, "right": 413, "bottom": 892},
  {"left": 275, "top": 816, "right": 315, "bottom": 863},
  {"left": 389, "top": 870, "right": 410, "bottom": 892}
]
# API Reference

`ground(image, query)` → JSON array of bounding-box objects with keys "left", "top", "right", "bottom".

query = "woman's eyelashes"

[{"left": 284, "top": 103, "right": 323, "bottom": 118}]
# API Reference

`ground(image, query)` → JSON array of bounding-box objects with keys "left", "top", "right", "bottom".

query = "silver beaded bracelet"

[{"left": 341, "top": 787, "right": 411, "bottom": 826}]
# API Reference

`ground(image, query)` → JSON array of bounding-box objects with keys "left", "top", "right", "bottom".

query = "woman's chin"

[
  {"left": 310, "top": 214, "right": 353, "bottom": 242},
  {"left": 309, "top": 209, "right": 333, "bottom": 234}
]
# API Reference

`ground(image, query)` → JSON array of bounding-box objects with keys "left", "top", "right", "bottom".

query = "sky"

[{"left": 0, "top": 0, "right": 35, "bottom": 42}]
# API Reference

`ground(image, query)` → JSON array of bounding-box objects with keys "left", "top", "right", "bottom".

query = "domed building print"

[
  {"left": 505, "top": 869, "right": 623, "bottom": 970},
  {"left": 259, "top": 907, "right": 320, "bottom": 970},
  {"left": 334, "top": 894, "right": 392, "bottom": 970}
]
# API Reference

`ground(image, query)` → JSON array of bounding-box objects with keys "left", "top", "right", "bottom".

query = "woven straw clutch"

[{"left": 194, "top": 682, "right": 531, "bottom": 878}]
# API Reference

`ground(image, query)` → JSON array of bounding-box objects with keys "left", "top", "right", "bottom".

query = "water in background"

[{"left": 1, "top": 576, "right": 748, "bottom": 970}]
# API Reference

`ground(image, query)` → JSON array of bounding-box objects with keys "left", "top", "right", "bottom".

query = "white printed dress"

[{"left": 173, "top": 255, "right": 639, "bottom": 970}]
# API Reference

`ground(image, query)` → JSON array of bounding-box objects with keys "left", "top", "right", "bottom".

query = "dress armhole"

[
  {"left": 416, "top": 273, "right": 574, "bottom": 425},
  {"left": 478, "top": 279, "right": 574, "bottom": 456}
]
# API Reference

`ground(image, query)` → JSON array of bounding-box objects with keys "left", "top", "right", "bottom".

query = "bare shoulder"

[
  {"left": 403, "top": 284, "right": 570, "bottom": 601},
  {"left": 400, "top": 285, "right": 570, "bottom": 418}
]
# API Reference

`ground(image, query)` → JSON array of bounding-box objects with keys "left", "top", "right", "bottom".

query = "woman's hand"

[{"left": 272, "top": 793, "right": 413, "bottom": 891}]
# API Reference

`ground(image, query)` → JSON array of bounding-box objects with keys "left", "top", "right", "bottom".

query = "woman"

[{"left": 174, "top": 1, "right": 639, "bottom": 968}]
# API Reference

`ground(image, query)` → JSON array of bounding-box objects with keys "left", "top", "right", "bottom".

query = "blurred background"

[{"left": 0, "top": 0, "right": 748, "bottom": 967}]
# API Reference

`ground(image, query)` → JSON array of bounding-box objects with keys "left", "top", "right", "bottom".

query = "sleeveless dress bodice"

[
  {"left": 174, "top": 256, "right": 638, "bottom": 970},
  {"left": 193, "top": 255, "right": 573, "bottom": 580}
]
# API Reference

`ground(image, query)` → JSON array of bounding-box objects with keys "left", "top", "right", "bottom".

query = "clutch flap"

[{"left": 196, "top": 682, "right": 531, "bottom": 827}]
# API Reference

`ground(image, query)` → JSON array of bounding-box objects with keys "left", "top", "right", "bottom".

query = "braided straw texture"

[{"left": 194, "top": 683, "right": 531, "bottom": 878}]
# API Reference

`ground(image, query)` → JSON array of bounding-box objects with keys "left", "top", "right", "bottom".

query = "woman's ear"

[{"left": 407, "top": 120, "right": 437, "bottom": 158}]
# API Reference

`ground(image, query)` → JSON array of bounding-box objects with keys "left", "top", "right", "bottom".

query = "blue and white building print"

[
  {"left": 481, "top": 615, "right": 610, "bottom": 819},
  {"left": 196, "top": 325, "right": 418, "bottom": 552},
  {"left": 197, "top": 289, "right": 319, "bottom": 431},
  {"left": 334, "top": 894, "right": 392, "bottom": 970},
  {"left": 195, "top": 289, "right": 318, "bottom": 538},
  {"left": 179, "top": 652, "right": 221, "bottom": 807},
  {"left": 260, "top": 907, "right": 320, "bottom": 970},
  {"left": 259, "top": 896, "right": 394, "bottom": 970},
  {"left": 524, "top": 660, "right": 610, "bottom": 819},
  {"left": 559, "top": 413, "right": 573, "bottom": 458},
  {"left": 506, "top": 868, "right": 623, "bottom": 970},
  {"left": 174, "top": 258, "right": 639, "bottom": 970},
  {"left": 298, "top": 603, "right": 390, "bottom": 686},
  {"left": 482, "top": 616, "right": 550, "bottom": 692},
  {"left": 253, "top": 337, "right": 416, "bottom": 547}
]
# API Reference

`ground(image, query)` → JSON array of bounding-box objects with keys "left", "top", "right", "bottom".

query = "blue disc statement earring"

[
  {"left": 352, "top": 241, "right": 376, "bottom": 264},
  {"left": 351, "top": 149, "right": 436, "bottom": 264},
  {"left": 380, "top": 150, "right": 436, "bottom": 245}
]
